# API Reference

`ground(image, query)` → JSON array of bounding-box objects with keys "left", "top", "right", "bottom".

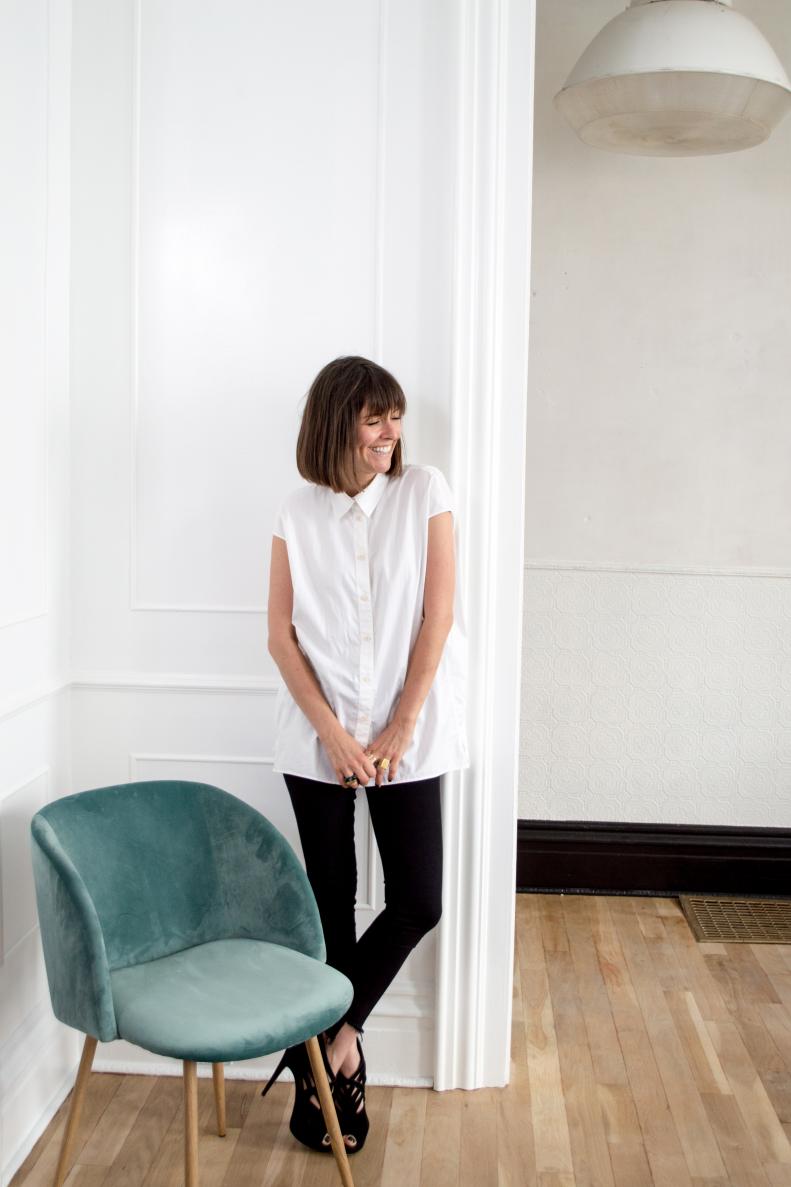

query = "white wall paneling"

[
  {"left": 0, "top": 0, "right": 48, "bottom": 632},
  {"left": 0, "top": 680, "right": 70, "bottom": 726},
  {"left": 69, "top": 0, "right": 535, "bottom": 1092},
  {"left": 0, "top": 696, "right": 74, "bottom": 1187},
  {"left": 0, "top": 770, "right": 49, "bottom": 963},
  {"left": 0, "top": 1006, "right": 78, "bottom": 1187},
  {"left": 130, "top": 0, "right": 384, "bottom": 611},
  {"left": 1, "top": 0, "right": 539, "bottom": 1170},
  {"left": 71, "top": 672, "right": 278, "bottom": 694},
  {"left": 0, "top": 0, "right": 74, "bottom": 1180},
  {"left": 72, "top": 684, "right": 437, "bottom": 1076}
]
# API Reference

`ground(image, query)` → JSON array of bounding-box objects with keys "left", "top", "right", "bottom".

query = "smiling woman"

[
  {"left": 350, "top": 406, "right": 402, "bottom": 491},
  {"left": 294, "top": 356, "right": 408, "bottom": 497},
  {"left": 265, "top": 355, "right": 469, "bottom": 1155}
]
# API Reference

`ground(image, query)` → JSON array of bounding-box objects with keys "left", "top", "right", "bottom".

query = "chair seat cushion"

[{"left": 110, "top": 938, "right": 354, "bottom": 1063}]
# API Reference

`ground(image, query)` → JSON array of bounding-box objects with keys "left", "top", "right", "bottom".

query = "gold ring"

[{"left": 379, "top": 757, "right": 391, "bottom": 771}]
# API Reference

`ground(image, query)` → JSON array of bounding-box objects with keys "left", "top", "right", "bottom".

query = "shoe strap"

[{"left": 335, "top": 1053, "right": 366, "bottom": 1114}]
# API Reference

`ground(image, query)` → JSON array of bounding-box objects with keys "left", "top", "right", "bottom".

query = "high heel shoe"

[
  {"left": 260, "top": 1039, "right": 336, "bottom": 1152},
  {"left": 334, "top": 1035, "right": 369, "bottom": 1154}
]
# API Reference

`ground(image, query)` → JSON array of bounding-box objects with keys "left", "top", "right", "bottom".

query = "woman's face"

[{"left": 351, "top": 403, "right": 402, "bottom": 488}]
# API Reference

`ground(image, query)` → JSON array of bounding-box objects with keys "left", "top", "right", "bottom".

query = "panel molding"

[
  {"left": 0, "top": 681, "right": 69, "bottom": 725},
  {"left": 0, "top": 1001, "right": 59, "bottom": 1098},
  {"left": 0, "top": 767, "right": 50, "bottom": 964},
  {"left": 71, "top": 672, "right": 278, "bottom": 694},
  {"left": 129, "top": 751, "right": 274, "bottom": 774},
  {"left": 0, "top": 0, "right": 51, "bottom": 634},
  {"left": 1, "top": 1051, "right": 78, "bottom": 1187},
  {"left": 527, "top": 559, "right": 791, "bottom": 579},
  {"left": 128, "top": 0, "right": 388, "bottom": 614},
  {"left": 0, "top": 606, "right": 48, "bottom": 631},
  {"left": 127, "top": 0, "right": 268, "bottom": 613}
]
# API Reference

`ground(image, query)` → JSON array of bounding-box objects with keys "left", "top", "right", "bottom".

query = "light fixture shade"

[{"left": 554, "top": 0, "right": 791, "bottom": 156}]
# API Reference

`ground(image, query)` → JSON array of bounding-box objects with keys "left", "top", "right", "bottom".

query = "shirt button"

[
  {"left": 362, "top": 675, "right": 370, "bottom": 683},
  {"left": 362, "top": 634, "right": 371, "bottom": 641},
  {"left": 360, "top": 593, "right": 368, "bottom": 601},
  {"left": 356, "top": 553, "right": 366, "bottom": 560}
]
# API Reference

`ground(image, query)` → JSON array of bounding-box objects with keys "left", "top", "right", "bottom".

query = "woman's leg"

[
  {"left": 284, "top": 774, "right": 358, "bottom": 981},
  {"left": 343, "top": 775, "right": 443, "bottom": 1032}
]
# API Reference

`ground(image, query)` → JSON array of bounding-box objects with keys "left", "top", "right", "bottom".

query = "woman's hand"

[
  {"left": 366, "top": 715, "right": 416, "bottom": 786},
  {"left": 320, "top": 721, "right": 379, "bottom": 790}
]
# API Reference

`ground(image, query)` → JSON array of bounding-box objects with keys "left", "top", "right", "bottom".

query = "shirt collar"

[{"left": 329, "top": 470, "right": 389, "bottom": 520}]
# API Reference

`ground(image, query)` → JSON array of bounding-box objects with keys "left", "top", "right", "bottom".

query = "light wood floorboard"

[{"left": 12, "top": 895, "right": 791, "bottom": 1186}]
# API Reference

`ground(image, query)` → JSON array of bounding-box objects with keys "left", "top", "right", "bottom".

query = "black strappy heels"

[
  {"left": 261, "top": 1028, "right": 369, "bottom": 1155},
  {"left": 334, "top": 1035, "right": 369, "bottom": 1154},
  {"left": 260, "top": 1039, "right": 336, "bottom": 1153}
]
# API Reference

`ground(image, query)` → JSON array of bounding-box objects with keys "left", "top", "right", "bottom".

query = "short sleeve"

[
  {"left": 273, "top": 502, "right": 286, "bottom": 540},
  {"left": 427, "top": 466, "right": 455, "bottom": 519}
]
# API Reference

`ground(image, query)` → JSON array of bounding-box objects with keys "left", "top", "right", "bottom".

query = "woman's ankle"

[{"left": 326, "top": 1022, "right": 360, "bottom": 1076}]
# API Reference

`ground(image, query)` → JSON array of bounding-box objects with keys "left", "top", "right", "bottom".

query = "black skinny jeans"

[{"left": 284, "top": 773, "right": 443, "bottom": 1033}]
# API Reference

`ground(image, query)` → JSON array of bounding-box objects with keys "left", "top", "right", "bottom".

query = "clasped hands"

[{"left": 322, "top": 714, "right": 416, "bottom": 788}]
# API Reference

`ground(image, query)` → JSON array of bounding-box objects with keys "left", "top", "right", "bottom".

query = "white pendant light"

[{"left": 554, "top": 0, "right": 791, "bottom": 156}]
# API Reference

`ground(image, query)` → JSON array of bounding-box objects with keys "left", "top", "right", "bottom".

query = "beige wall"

[{"left": 519, "top": 0, "right": 791, "bottom": 825}]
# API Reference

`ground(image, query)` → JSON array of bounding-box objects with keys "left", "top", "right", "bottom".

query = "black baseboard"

[{"left": 517, "top": 819, "right": 791, "bottom": 898}]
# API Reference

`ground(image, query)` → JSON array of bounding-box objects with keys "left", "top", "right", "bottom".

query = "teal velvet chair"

[{"left": 30, "top": 779, "right": 356, "bottom": 1187}]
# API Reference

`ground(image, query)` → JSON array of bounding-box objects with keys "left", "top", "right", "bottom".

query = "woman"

[{"left": 263, "top": 355, "right": 469, "bottom": 1154}]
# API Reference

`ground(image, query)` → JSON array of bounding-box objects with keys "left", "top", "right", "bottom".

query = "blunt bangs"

[{"left": 296, "top": 356, "right": 407, "bottom": 492}]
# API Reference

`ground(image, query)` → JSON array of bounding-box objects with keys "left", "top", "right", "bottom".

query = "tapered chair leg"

[
  {"left": 305, "top": 1036, "right": 355, "bottom": 1187},
  {"left": 183, "top": 1060, "right": 199, "bottom": 1187},
  {"left": 211, "top": 1062, "right": 226, "bottom": 1136},
  {"left": 53, "top": 1034, "right": 97, "bottom": 1187}
]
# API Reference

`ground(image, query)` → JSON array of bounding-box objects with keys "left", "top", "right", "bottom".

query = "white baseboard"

[
  {"left": 1, "top": 1059, "right": 77, "bottom": 1187},
  {"left": 91, "top": 1059, "right": 432, "bottom": 1089}
]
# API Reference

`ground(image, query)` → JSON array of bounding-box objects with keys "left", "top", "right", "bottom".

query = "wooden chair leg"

[
  {"left": 211, "top": 1062, "right": 226, "bottom": 1136},
  {"left": 305, "top": 1036, "right": 355, "bottom": 1187},
  {"left": 53, "top": 1034, "right": 97, "bottom": 1187},
  {"left": 183, "top": 1060, "right": 199, "bottom": 1187}
]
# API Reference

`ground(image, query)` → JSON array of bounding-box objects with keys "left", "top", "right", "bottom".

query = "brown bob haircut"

[{"left": 296, "top": 355, "right": 407, "bottom": 492}]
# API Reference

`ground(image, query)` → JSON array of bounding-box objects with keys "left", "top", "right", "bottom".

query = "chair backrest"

[{"left": 31, "top": 780, "right": 326, "bottom": 1039}]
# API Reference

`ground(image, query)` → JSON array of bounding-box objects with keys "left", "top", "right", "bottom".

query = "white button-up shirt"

[{"left": 272, "top": 463, "right": 469, "bottom": 784}]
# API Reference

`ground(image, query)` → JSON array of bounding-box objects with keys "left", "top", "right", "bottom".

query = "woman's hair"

[{"left": 296, "top": 356, "right": 407, "bottom": 492}]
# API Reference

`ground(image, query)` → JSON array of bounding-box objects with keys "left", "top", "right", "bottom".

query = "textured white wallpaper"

[
  {"left": 518, "top": 567, "right": 791, "bottom": 826},
  {"left": 522, "top": 0, "right": 791, "bottom": 826}
]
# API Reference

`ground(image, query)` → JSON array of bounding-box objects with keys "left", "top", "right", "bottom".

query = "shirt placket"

[{"left": 352, "top": 506, "right": 374, "bottom": 747}]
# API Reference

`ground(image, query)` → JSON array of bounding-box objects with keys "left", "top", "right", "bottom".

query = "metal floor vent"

[{"left": 680, "top": 895, "right": 791, "bottom": 944}]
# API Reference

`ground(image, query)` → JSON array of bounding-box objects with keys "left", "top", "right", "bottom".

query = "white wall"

[
  {"left": 0, "top": 2, "right": 76, "bottom": 1183},
  {"left": 0, "top": 7, "right": 531, "bottom": 1166},
  {"left": 69, "top": 0, "right": 462, "bottom": 1085},
  {"left": 520, "top": 0, "right": 791, "bottom": 824}
]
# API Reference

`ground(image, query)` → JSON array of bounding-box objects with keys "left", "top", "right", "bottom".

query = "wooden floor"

[{"left": 13, "top": 894, "right": 791, "bottom": 1186}]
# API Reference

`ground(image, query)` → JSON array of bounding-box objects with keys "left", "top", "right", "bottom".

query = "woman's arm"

[
  {"left": 393, "top": 510, "right": 456, "bottom": 728},
  {"left": 268, "top": 536, "right": 339, "bottom": 742},
  {"left": 269, "top": 537, "right": 378, "bottom": 786}
]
